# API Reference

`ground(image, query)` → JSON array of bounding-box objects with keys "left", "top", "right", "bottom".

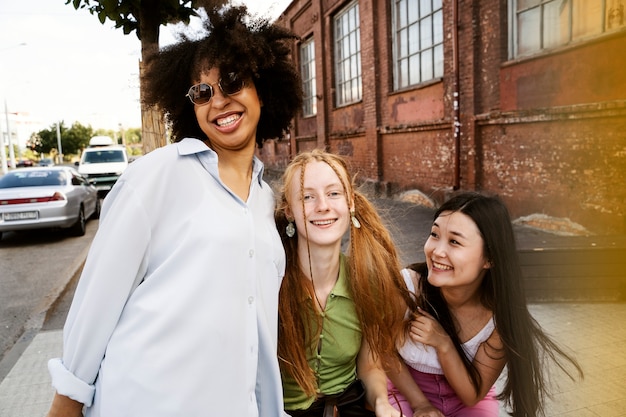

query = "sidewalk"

[
  {"left": 2, "top": 304, "right": 625, "bottom": 416},
  {"left": 1, "top": 197, "right": 626, "bottom": 416}
]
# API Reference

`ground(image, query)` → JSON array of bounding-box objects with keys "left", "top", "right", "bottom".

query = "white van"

[
  {"left": 77, "top": 137, "right": 128, "bottom": 196},
  {"left": 88, "top": 136, "right": 115, "bottom": 147}
]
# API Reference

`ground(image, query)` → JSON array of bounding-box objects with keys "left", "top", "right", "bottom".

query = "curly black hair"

[{"left": 142, "top": 5, "right": 303, "bottom": 146}]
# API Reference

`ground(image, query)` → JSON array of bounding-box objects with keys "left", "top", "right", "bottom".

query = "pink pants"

[{"left": 387, "top": 367, "right": 498, "bottom": 417}]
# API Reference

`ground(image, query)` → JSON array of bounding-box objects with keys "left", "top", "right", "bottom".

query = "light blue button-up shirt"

[{"left": 49, "top": 138, "right": 287, "bottom": 416}]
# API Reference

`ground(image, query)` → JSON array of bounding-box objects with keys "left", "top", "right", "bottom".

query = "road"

[{"left": 0, "top": 221, "right": 98, "bottom": 374}]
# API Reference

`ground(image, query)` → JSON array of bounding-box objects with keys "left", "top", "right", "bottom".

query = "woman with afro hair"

[{"left": 46, "top": 6, "right": 302, "bottom": 417}]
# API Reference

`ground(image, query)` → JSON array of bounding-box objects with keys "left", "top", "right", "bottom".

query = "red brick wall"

[
  {"left": 267, "top": 0, "right": 626, "bottom": 234},
  {"left": 477, "top": 107, "right": 626, "bottom": 234},
  {"left": 500, "top": 35, "right": 626, "bottom": 111}
]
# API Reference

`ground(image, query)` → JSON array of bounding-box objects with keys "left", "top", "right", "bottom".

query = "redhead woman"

[{"left": 276, "top": 150, "right": 411, "bottom": 417}]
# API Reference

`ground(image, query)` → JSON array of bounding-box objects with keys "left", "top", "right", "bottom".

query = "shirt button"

[
  {"left": 248, "top": 296, "right": 254, "bottom": 304},
  {"left": 249, "top": 249, "right": 254, "bottom": 257}
]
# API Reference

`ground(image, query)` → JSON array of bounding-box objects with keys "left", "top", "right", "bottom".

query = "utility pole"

[
  {"left": 5, "top": 99, "right": 16, "bottom": 169},
  {"left": 56, "top": 122, "right": 63, "bottom": 164},
  {"left": 0, "top": 124, "right": 6, "bottom": 174}
]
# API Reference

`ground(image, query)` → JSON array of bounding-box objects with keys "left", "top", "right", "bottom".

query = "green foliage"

[
  {"left": 65, "top": 0, "right": 227, "bottom": 39},
  {"left": 27, "top": 121, "right": 94, "bottom": 156},
  {"left": 124, "top": 127, "right": 142, "bottom": 144}
]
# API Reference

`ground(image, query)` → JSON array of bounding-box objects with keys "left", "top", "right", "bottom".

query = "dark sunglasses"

[{"left": 186, "top": 72, "right": 246, "bottom": 105}]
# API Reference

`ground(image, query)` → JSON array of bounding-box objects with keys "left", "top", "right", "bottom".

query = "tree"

[
  {"left": 66, "top": 0, "right": 228, "bottom": 154},
  {"left": 27, "top": 121, "right": 93, "bottom": 157},
  {"left": 64, "top": 122, "right": 95, "bottom": 154}
]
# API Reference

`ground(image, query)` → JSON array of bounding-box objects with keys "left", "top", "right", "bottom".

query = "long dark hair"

[
  {"left": 409, "top": 192, "right": 582, "bottom": 417},
  {"left": 142, "top": 5, "right": 302, "bottom": 146}
]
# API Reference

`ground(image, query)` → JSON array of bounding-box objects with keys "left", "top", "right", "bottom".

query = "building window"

[
  {"left": 300, "top": 38, "right": 317, "bottom": 117},
  {"left": 511, "top": 0, "right": 626, "bottom": 58},
  {"left": 334, "top": 1, "right": 362, "bottom": 106},
  {"left": 392, "top": 0, "right": 443, "bottom": 90}
]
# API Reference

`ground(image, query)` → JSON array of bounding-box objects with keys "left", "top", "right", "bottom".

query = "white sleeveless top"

[{"left": 397, "top": 268, "right": 495, "bottom": 375}]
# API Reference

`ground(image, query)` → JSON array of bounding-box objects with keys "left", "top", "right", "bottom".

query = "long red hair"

[{"left": 275, "top": 150, "right": 412, "bottom": 395}]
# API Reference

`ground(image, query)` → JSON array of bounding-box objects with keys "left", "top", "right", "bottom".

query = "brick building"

[{"left": 257, "top": 0, "right": 626, "bottom": 235}]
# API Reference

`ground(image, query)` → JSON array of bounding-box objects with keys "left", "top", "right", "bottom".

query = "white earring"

[
  {"left": 286, "top": 221, "right": 295, "bottom": 237},
  {"left": 351, "top": 211, "right": 361, "bottom": 229}
]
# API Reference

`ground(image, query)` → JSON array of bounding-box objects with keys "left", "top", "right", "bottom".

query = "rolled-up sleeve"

[{"left": 47, "top": 179, "right": 151, "bottom": 404}]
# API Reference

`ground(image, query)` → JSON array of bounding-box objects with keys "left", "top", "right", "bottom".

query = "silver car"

[{"left": 0, "top": 166, "right": 100, "bottom": 240}]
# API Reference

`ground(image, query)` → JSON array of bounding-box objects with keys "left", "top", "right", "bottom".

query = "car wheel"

[
  {"left": 91, "top": 198, "right": 101, "bottom": 220},
  {"left": 69, "top": 206, "right": 86, "bottom": 236}
]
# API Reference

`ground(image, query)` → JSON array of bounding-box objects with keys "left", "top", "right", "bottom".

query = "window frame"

[
  {"left": 509, "top": 0, "right": 625, "bottom": 59},
  {"left": 334, "top": 1, "right": 362, "bottom": 107},
  {"left": 300, "top": 37, "right": 317, "bottom": 117},
  {"left": 391, "top": 0, "right": 444, "bottom": 90}
]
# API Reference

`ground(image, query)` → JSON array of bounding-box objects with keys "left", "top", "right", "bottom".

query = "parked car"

[
  {"left": 0, "top": 167, "right": 100, "bottom": 240},
  {"left": 76, "top": 141, "right": 128, "bottom": 197},
  {"left": 38, "top": 158, "right": 55, "bottom": 167},
  {"left": 15, "top": 159, "right": 35, "bottom": 168}
]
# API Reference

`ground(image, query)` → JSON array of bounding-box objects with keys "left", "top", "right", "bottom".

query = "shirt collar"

[{"left": 177, "top": 137, "right": 264, "bottom": 187}]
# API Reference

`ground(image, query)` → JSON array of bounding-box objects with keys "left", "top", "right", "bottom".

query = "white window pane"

[
  {"left": 420, "top": 0, "right": 431, "bottom": 16},
  {"left": 433, "top": 10, "right": 443, "bottom": 43},
  {"left": 421, "top": 48, "right": 433, "bottom": 80},
  {"left": 409, "top": 24, "right": 419, "bottom": 54},
  {"left": 335, "top": 19, "right": 343, "bottom": 38},
  {"left": 434, "top": 44, "right": 443, "bottom": 78},
  {"left": 409, "top": 54, "right": 420, "bottom": 84},
  {"left": 518, "top": 8, "right": 541, "bottom": 54},
  {"left": 398, "top": 28, "right": 408, "bottom": 56},
  {"left": 433, "top": 0, "right": 442, "bottom": 10},
  {"left": 399, "top": 58, "right": 409, "bottom": 88},
  {"left": 421, "top": 15, "right": 433, "bottom": 48},
  {"left": 398, "top": 0, "right": 408, "bottom": 27},
  {"left": 543, "top": 1, "right": 569, "bottom": 48},
  {"left": 408, "top": 0, "right": 418, "bottom": 23}
]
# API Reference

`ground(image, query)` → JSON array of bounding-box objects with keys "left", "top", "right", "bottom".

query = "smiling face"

[
  {"left": 193, "top": 67, "right": 261, "bottom": 154},
  {"left": 424, "top": 210, "right": 491, "bottom": 293},
  {"left": 286, "top": 160, "right": 352, "bottom": 249}
]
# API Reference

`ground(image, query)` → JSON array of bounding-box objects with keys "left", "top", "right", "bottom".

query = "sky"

[{"left": 0, "top": 0, "right": 292, "bottom": 147}]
